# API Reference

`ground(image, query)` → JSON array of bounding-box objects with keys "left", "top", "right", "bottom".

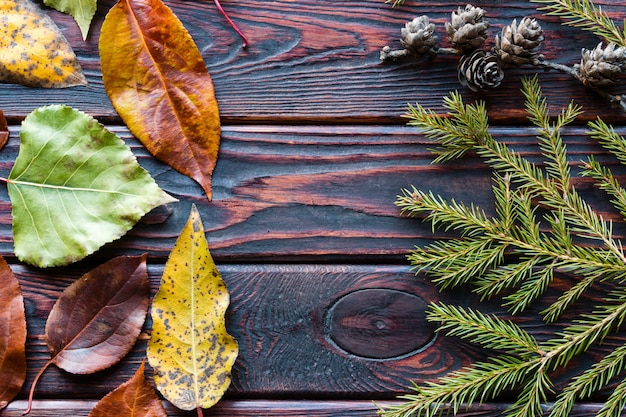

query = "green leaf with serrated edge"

[
  {"left": 7, "top": 105, "right": 177, "bottom": 267},
  {"left": 44, "top": 0, "right": 97, "bottom": 40},
  {"left": 147, "top": 204, "right": 238, "bottom": 412}
]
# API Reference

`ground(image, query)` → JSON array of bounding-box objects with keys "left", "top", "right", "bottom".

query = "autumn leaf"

[
  {"left": 147, "top": 205, "right": 238, "bottom": 413},
  {"left": 88, "top": 361, "right": 167, "bottom": 417},
  {"left": 5, "top": 105, "right": 177, "bottom": 268},
  {"left": 25, "top": 254, "right": 150, "bottom": 415},
  {"left": 99, "top": 0, "right": 221, "bottom": 200},
  {"left": 0, "top": 256, "right": 26, "bottom": 411},
  {"left": 44, "top": 0, "right": 97, "bottom": 40},
  {"left": 0, "top": 109, "right": 8, "bottom": 150},
  {"left": 0, "top": 0, "right": 87, "bottom": 87}
]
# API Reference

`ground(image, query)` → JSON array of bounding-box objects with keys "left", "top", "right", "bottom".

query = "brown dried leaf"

[
  {"left": 25, "top": 254, "right": 150, "bottom": 414},
  {"left": 0, "top": 256, "right": 26, "bottom": 410},
  {"left": 88, "top": 361, "right": 167, "bottom": 417},
  {"left": 99, "top": 0, "right": 221, "bottom": 200},
  {"left": 46, "top": 254, "right": 150, "bottom": 371},
  {"left": 0, "top": 109, "right": 8, "bottom": 151}
]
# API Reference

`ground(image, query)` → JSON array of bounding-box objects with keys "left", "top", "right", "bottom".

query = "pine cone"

[
  {"left": 458, "top": 50, "right": 504, "bottom": 92},
  {"left": 445, "top": 4, "right": 490, "bottom": 52},
  {"left": 494, "top": 17, "right": 544, "bottom": 65},
  {"left": 576, "top": 42, "right": 626, "bottom": 88},
  {"left": 401, "top": 15, "right": 438, "bottom": 55}
]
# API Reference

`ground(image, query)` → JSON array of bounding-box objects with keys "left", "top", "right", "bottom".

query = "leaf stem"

[
  {"left": 197, "top": 406, "right": 203, "bottom": 417},
  {"left": 213, "top": 0, "right": 248, "bottom": 48},
  {"left": 23, "top": 359, "right": 53, "bottom": 415}
]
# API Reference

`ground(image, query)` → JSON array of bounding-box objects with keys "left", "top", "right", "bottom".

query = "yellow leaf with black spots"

[
  {"left": 0, "top": 0, "right": 87, "bottom": 87},
  {"left": 147, "top": 204, "right": 238, "bottom": 413}
]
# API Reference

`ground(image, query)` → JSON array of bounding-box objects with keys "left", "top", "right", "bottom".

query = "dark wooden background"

[{"left": 3, "top": 0, "right": 626, "bottom": 416}]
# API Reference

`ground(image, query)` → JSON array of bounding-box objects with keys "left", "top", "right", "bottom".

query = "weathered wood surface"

[
  {"left": 0, "top": 125, "right": 623, "bottom": 262},
  {"left": 2, "top": 400, "right": 623, "bottom": 416},
  {"left": 0, "top": 0, "right": 625, "bottom": 123},
  {"left": 4, "top": 0, "right": 626, "bottom": 416}
]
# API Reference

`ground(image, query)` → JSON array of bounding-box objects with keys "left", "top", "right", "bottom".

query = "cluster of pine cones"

[{"left": 381, "top": 4, "right": 626, "bottom": 93}]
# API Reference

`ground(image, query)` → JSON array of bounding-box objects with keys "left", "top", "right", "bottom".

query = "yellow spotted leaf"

[
  {"left": 0, "top": 0, "right": 87, "bottom": 88},
  {"left": 147, "top": 204, "right": 238, "bottom": 413}
]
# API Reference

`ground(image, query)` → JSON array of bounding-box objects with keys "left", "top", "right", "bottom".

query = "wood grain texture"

[
  {"left": 2, "top": 0, "right": 626, "bottom": 414},
  {"left": 13, "top": 264, "right": 625, "bottom": 401},
  {"left": 0, "top": 1, "right": 624, "bottom": 122},
  {"left": 0, "top": 124, "right": 623, "bottom": 263},
  {"left": 2, "top": 400, "right": 622, "bottom": 416},
  {"left": 17, "top": 264, "right": 440, "bottom": 399}
]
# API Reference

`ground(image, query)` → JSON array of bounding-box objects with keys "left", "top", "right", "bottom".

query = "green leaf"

[
  {"left": 7, "top": 105, "right": 177, "bottom": 267},
  {"left": 44, "top": 0, "right": 97, "bottom": 40}
]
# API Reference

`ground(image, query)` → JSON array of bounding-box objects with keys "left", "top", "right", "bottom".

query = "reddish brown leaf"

[
  {"left": 99, "top": 0, "right": 221, "bottom": 200},
  {"left": 25, "top": 254, "right": 150, "bottom": 414},
  {"left": 88, "top": 361, "right": 167, "bottom": 417},
  {"left": 0, "top": 109, "right": 8, "bottom": 150},
  {"left": 0, "top": 256, "right": 26, "bottom": 410}
]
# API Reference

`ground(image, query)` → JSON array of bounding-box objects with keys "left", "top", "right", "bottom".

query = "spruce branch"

[
  {"left": 581, "top": 156, "right": 626, "bottom": 220},
  {"left": 385, "top": 0, "right": 406, "bottom": 7},
  {"left": 548, "top": 344, "right": 626, "bottom": 417},
  {"left": 383, "top": 356, "right": 540, "bottom": 417},
  {"left": 588, "top": 117, "right": 626, "bottom": 165},
  {"left": 505, "top": 369, "right": 554, "bottom": 417},
  {"left": 428, "top": 303, "right": 542, "bottom": 356},
  {"left": 382, "top": 78, "right": 626, "bottom": 417},
  {"left": 530, "top": 0, "right": 626, "bottom": 46},
  {"left": 596, "top": 376, "right": 626, "bottom": 417},
  {"left": 542, "top": 294, "right": 626, "bottom": 369}
]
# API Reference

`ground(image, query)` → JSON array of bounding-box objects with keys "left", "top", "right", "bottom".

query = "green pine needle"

[
  {"left": 381, "top": 75, "right": 626, "bottom": 417},
  {"left": 428, "top": 303, "right": 541, "bottom": 355},
  {"left": 530, "top": 0, "right": 626, "bottom": 46}
]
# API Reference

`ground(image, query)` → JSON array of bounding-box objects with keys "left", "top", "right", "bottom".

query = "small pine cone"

[
  {"left": 445, "top": 4, "right": 490, "bottom": 52},
  {"left": 494, "top": 17, "right": 544, "bottom": 65},
  {"left": 458, "top": 50, "right": 504, "bottom": 92},
  {"left": 401, "top": 15, "right": 438, "bottom": 55},
  {"left": 576, "top": 42, "right": 626, "bottom": 88}
]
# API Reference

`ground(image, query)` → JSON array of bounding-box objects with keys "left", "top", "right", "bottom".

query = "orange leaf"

[
  {"left": 88, "top": 361, "right": 167, "bottom": 417},
  {"left": 0, "top": 256, "right": 26, "bottom": 410},
  {"left": 99, "top": 0, "right": 221, "bottom": 200}
]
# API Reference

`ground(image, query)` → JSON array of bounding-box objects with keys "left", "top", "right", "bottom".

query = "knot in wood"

[{"left": 326, "top": 288, "right": 436, "bottom": 359}]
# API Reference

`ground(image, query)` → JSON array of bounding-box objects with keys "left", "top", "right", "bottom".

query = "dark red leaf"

[
  {"left": 0, "top": 256, "right": 26, "bottom": 410},
  {"left": 25, "top": 254, "right": 150, "bottom": 414},
  {"left": 0, "top": 109, "right": 9, "bottom": 151}
]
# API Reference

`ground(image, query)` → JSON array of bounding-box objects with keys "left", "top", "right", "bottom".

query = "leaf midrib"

[
  {"left": 7, "top": 178, "right": 141, "bottom": 197},
  {"left": 189, "top": 226, "right": 200, "bottom": 406},
  {"left": 124, "top": 0, "right": 205, "bottom": 164}
]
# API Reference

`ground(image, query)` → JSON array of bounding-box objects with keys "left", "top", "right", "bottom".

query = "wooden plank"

[
  {"left": 2, "top": 400, "right": 623, "bottom": 416},
  {"left": 14, "top": 263, "right": 625, "bottom": 401},
  {"left": 0, "top": 400, "right": 504, "bottom": 417},
  {"left": 0, "top": 124, "right": 623, "bottom": 262},
  {"left": 0, "top": 1, "right": 624, "bottom": 122},
  {"left": 18, "top": 264, "right": 441, "bottom": 399}
]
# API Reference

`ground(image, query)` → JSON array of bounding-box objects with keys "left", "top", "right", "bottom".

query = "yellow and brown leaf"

[
  {"left": 148, "top": 205, "right": 238, "bottom": 411},
  {"left": 0, "top": 0, "right": 86, "bottom": 88}
]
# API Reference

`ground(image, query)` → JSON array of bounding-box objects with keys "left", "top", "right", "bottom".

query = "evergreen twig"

[
  {"left": 381, "top": 76, "right": 626, "bottom": 417},
  {"left": 530, "top": 0, "right": 626, "bottom": 46}
]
